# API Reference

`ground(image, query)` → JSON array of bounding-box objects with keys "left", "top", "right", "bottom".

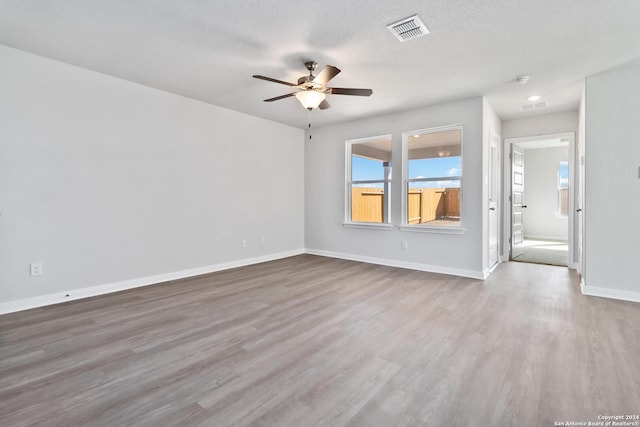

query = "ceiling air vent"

[
  {"left": 520, "top": 101, "right": 548, "bottom": 112},
  {"left": 387, "top": 15, "right": 430, "bottom": 42}
]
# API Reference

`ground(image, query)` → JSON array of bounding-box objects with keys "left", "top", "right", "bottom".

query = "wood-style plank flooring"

[{"left": 1, "top": 255, "right": 639, "bottom": 426}]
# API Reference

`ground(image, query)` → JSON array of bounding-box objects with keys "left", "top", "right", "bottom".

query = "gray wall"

[
  {"left": 0, "top": 46, "right": 305, "bottom": 306},
  {"left": 584, "top": 62, "right": 640, "bottom": 296},
  {"left": 503, "top": 111, "right": 579, "bottom": 140},
  {"left": 305, "top": 97, "right": 486, "bottom": 278}
]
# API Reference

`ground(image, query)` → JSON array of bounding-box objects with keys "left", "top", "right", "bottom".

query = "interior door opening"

[{"left": 503, "top": 133, "right": 575, "bottom": 268}]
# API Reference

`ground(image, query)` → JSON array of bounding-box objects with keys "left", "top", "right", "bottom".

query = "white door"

[
  {"left": 488, "top": 131, "right": 500, "bottom": 268},
  {"left": 511, "top": 147, "right": 526, "bottom": 259}
]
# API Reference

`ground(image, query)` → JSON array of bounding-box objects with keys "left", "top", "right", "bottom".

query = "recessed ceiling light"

[{"left": 528, "top": 95, "right": 541, "bottom": 102}]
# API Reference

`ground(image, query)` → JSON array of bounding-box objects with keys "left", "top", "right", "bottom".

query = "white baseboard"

[
  {"left": 0, "top": 249, "right": 305, "bottom": 315},
  {"left": 305, "top": 248, "right": 485, "bottom": 280},
  {"left": 581, "top": 280, "right": 640, "bottom": 303},
  {"left": 524, "top": 235, "right": 568, "bottom": 242},
  {"left": 483, "top": 260, "right": 502, "bottom": 279},
  {"left": 5, "top": 249, "right": 635, "bottom": 315}
]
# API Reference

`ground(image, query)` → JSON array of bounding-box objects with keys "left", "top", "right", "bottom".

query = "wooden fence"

[
  {"left": 559, "top": 187, "right": 569, "bottom": 216},
  {"left": 407, "top": 188, "right": 460, "bottom": 224},
  {"left": 351, "top": 187, "right": 384, "bottom": 223},
  {"left": 351, "top": 187, "right": 460, "bottom": 223}
]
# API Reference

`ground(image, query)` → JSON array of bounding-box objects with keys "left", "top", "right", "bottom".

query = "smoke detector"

[
  {"left": 513, "top": 75, "right": 530, "bottom": 85},
  {"left": 387, "top": 15, "right": 430, "bottom": 42}
]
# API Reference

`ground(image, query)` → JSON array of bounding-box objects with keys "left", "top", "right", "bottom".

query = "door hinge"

[
  {"left": 508, "top": 237, "right": 512, "bottom": 244},
  {"left": 508, "top": 195, "right": 512, "bottom": 202}
]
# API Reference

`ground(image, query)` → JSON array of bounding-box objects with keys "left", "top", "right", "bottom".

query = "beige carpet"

[{"left": 511, "top": 239, "right": 568, "bottom": 266}]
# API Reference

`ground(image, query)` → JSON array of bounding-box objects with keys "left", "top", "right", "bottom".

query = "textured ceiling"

[{"left": 1, "top": 0, "right": 639, "bottom": 129}]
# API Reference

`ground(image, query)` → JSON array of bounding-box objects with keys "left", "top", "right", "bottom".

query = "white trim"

[
  {"left": 524, "top": 235, "right": 568, "bottom": 241},
  {"left": 487, "top": 128, "right": 502, "bottom": 274},
  {"left": 0, "top": 249, "right": 305, "bottom": 315},
  {"left": 305, "top": 248, "right": 485, "bottom": 280},
  {"left": 342, "top": 222, "right": 394, "bottom": 230},
  {"left": 6, "top": 249, "right": 635, "bottom": 315},
  {"left": 484, "top": 259, "right": 502, "bottom": 278},
  {"left": 399, "top": 225, "right": 465, "bottom": 234},
  {"left": 581, "top": 282, "right": 640, "bottom": 303}
]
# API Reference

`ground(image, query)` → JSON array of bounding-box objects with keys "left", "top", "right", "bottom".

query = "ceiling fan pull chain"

[{"left": 308, "top": 109, "right": 312, "bottom": 140}]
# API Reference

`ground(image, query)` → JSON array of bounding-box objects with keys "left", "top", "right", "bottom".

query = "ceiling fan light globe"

[{"left": 295, "top": 90, "right": 326, "bottom": 109}]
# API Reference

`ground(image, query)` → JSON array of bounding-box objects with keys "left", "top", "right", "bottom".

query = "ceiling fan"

[{"left": 253, "top": 61, "right": 373, "bottom": 110}]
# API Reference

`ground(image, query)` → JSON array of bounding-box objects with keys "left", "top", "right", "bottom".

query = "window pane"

[
  {"left": 406, "top": 128, "right": 462, "bottom": 226},
  {"left": 347, "top": 136, "right": 392, "bottom": 224},
  {"left": 407, "top": 186, "right": 461, "bottom": 225},
  {"left": 558, "top": 161, "right": 569, "bottom": 216},
  {"left": 558, "top": 161, "right": 569, "bottom": 188},
  {"left": 351, "top": 185, "right": 384, "bottom": 223},
  {"left": 351, "top": 139, "right": 392, "bottom": 181},
  {"left": 352, "top": 156, "right": 385, "bottom": 181},
  {"left": 408, "top": 157, "right": 462, "bottom": 185}
]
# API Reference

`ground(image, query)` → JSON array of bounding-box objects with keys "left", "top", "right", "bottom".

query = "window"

[
  {"left": 558, "top": 160, "right": 569, "bottom": 216},
  {"left": 346, "top": 135, "right": 392, "bottom": 224},
  {"left": 403, "top": 126, "right": 462, "bottom": 228}
]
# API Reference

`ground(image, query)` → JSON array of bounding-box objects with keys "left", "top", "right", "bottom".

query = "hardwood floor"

[{"left": 1, "top": 255, "right": 639, "bottom": 426}]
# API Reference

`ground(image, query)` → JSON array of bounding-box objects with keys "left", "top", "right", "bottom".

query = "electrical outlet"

[
  {"left": 30, "top": 262, "right": 43, "bottom": 276},
  {"left": 241, "top": 239, "right": 247, "bottom": 248},
  {"left": 401, "top": 240, "right": 408, "bottom": 250}
]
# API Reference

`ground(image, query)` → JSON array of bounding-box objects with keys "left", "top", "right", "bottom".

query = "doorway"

[{"left": 503, "top": 133, "right": 575, "bottom": 268}]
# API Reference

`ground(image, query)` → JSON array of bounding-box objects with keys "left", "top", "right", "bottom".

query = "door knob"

[
  {"left": 522, "top": 205, "right": 528, "bottom": 208},
  {"left": 489, "top": 207, "right": 496, "bottom": 211},
  {"left": 576, "top": 208, "right": 582, "bottom": 212}
]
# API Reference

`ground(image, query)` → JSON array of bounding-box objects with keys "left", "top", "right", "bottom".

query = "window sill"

[
  {"left": 399, "top": 225, "right": 466, "bottom": 234},
  {"left": 343, "top": 222, "right": 394, "bottom": 230}
]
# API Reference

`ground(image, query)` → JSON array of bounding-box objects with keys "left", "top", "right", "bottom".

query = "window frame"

[
  {"left": 344, "top": 134, "right": 393, "bottom": 229},
  {"left": 400, "top": 125, "right": 465, "bottom": 234}
]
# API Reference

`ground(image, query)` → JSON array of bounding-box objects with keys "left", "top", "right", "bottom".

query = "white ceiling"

[{"left": 1, "top": 0, "right": 639, "bottom": 129}]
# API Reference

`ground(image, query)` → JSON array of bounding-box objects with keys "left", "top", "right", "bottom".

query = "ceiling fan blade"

[
  {"left": 253, "top": 75, "right": 297, "bottom": 86},
  {"left": 329, "top": 87, "right": 373, "bottom": 96},
  {"left": 318, "top": 99, "right": 331, "bottom": 110},
  {"left": 264, "top": 93, "right": 295, "bottom": 102},
  {"left": 313, "top": 65, "right": 341, "bottom": 85}
]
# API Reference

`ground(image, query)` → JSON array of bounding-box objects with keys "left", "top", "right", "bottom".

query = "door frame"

[
  {"left": 488, "top": 129, "right": 501, "bottom": 270},
  {"left": 502, "top": 132, "right": 576, "bottom": 268}
]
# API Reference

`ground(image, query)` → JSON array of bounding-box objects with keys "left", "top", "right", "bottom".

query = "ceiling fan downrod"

[{"left": 304, "top": 61, "right": 318, "bottom": 75}]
